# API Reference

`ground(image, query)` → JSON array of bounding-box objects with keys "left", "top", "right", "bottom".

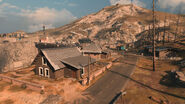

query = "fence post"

[{"left": 10, "top": 79, "right": 13, "bottom": 84}]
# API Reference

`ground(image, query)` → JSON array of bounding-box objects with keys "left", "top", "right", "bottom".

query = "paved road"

[{"left": 80, "top": 54, "right": 138, "bottom": 104}]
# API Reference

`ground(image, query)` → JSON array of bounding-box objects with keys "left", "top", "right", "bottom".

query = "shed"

[{"left": 62, "top": 55, "right": 96, "bottom": 79}]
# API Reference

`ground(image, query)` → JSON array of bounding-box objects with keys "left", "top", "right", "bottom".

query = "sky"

[{"left": 0, "top": 0, "right": 184, "bottom": 33}]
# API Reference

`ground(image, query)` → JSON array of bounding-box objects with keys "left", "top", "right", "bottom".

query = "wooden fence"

[
  {"left": 81, "top": 62, "right": 113, "bottom": 85},
  {"left": 0, "top": 75, "right": 44, "bottom": 93}
]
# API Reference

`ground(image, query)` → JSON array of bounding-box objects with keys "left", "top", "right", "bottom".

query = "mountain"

[{"left": 37, "top": 4, "right": 184, "bottom": 47}]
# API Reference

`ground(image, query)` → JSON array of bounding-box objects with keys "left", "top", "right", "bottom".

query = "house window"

[
  {"left": 45, "top": 68, "right": 50, "bottom": 78},
  {"left": 39, "top": 67, "right": 44, "bottom": 76},
  {"left": 42, "top": 57, "right": 47, "bottom": 65},
  {"left": 81, "top": 67, "right": 85, "bottom": 75}
]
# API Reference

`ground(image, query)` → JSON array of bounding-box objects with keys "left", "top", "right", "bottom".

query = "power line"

[{"left": 152, "top": 0, "right": 156, "bottom": 71}]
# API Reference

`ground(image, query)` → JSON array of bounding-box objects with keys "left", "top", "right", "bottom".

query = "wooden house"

[
  {"left": 33, "top": 47, "right": 81, "bottom": 79},
  {"left": 33, "top": 47, "right": 96, "bottom": 80}
]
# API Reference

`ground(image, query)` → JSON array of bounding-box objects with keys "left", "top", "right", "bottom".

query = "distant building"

[
  {"left": 143, "top": 46, "right": 170, "bottom": 58},
  {"left": 0, "top": 30, "right": 26, "bottom": 38},
  {"left": 81, "top": 44, "right": 111, "bottom": 60},
  {"left": 12, "top": 30, "right": 26, "bottom": 38}
]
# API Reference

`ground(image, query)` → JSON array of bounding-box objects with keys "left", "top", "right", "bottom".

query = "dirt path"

[{"left": 78, "top": 54, "right": 138, "bottom": 104}]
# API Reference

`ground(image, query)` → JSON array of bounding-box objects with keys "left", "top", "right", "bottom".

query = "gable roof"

[
  {"left": 81, "top": 44, "right": 102, "bottom": 53},
  {"left": 61, "top": 55, "right": 96, "bottom": 70},
  {"left": 41, "top": 47, "right": 81, "bottom": 70}
]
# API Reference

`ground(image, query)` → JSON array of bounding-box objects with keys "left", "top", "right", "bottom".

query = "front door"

[{"left": 72, "top": 70, "right": 77, "bottom": 78}]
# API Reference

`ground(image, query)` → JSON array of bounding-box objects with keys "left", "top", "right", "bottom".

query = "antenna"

[{"left": 152, "top": 0, "right": 156, "bottom": 71}]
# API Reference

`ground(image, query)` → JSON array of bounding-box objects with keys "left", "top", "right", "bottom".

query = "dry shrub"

[
  {"left": 8, "top": 85, "right": 24, "bottom": 92},
  {"left": 1, "top": 99, "right": 14, "bottom": 104}
]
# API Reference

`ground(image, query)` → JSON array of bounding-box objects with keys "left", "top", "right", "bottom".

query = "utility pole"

[
  {"left": 163, "top": 16, "right": 166, "bottom": 45},
  {"left": 87, "top": 54, "right": 90, "bottom": 85},
  {"left": 174, "top": 15, "right": 180, "bottom": 42},
  {"left": 149, "top": 24, "right": 151, "bottom": 42},
  {"left": 43, "top": 25, "right": 45, "bottom": 36},
  {"left": 152, "top": 0, "right": 156, "bottom": 71}
]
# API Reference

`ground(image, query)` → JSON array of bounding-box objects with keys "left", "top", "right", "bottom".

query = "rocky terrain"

[
  {"left": 0, "top": 42, "right": 38, "bottom": 72},
  {"left": 38, "top": 4, "right": 184, "bottom": 46},
  {"left": 0, "top": 4, "right": 184, "bottom": 72}
]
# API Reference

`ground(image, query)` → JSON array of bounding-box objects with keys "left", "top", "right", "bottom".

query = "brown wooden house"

[
  {"left": 33, "top": 47, "right": 81, "bottom": 79},
  {"left": 33, "top": 47, "right": 96, "bottom": 80}
]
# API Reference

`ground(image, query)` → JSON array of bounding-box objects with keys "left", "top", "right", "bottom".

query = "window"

[
  {"left": 39, "top": 67, "right": 44, "bottom": 76},
  {"left": 81, "top": 67, "right": 85, "bottom": 75},
  {"left": 45, "top": 68, "right": 50, "bottom": 78},
  {"left": 42, "top": 57, "right": 47, "bottom": 65}
]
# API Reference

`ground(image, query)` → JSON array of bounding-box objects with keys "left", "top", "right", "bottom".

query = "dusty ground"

[
  {"left": 0, "top": 66, "right": 86, "bottom": 104},
  {"left": 0, "top": 57, "right": 115, "bottom": 104},
  {"left": 122, "top": 56, "right": 185, "bottom": 104}
]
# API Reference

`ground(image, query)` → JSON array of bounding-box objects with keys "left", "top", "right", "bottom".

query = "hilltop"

[{"left": 35, "top": 4, "right": 184, "bottom": 46}]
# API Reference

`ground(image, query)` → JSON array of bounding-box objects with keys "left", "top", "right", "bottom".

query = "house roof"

[
  {"left": 61, "top": 55, "right": 96, "bottom": 70},
  {"left": 81, "top": 44, "right": 102, "bottom": 53},
  {"left": 145, "top": 46, "right": 170, "bottom": 52},
  {"left": 41, "top": 47, "right": 82, "bottom": 70}
]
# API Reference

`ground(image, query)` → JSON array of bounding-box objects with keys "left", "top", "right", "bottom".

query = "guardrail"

[{"left": 0, "top": 75, "right": 44, "bottom": 93}]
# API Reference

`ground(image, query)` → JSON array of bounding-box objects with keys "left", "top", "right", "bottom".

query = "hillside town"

[{"left": 0, "top": 1, "right": 185, "bottom": 104}]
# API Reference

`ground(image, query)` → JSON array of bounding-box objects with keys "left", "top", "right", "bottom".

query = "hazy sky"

[{"left": 0, "top": 0, "right": 184, "bottom": 33}]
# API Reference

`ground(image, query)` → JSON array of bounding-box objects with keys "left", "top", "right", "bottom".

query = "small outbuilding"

[
  {"left": 81, "top": 44, "right": 110, "bottom": 60},
  {"left": 62, "top": 55, "right": 96, "bottom": 80},
  {"left": 143, "top": 46, "right": 170, "bottom": 58}
]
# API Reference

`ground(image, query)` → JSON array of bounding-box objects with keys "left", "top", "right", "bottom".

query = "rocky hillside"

[
  {"left": 0, "top": 42, "right": 38, "bottom": 72},
  {"left": 39, "top": 4, "right": 184, "bottom": 46}
]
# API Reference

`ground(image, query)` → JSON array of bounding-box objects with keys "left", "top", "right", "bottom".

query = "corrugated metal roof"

[
  {"left": 62, "top": 55, "right": 96, "bottom": 69},
  {"left": 41, "top": 47, "right": 82, "bottom": 70},
  {"left": 81, "top": 44, "right": 102, "bottom": 53}
]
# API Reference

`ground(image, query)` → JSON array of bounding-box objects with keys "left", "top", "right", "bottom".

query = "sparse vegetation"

[
  {"left": 0, "top": 82, "right": 11, "bottom": 92},
  {"left": 8, "top": 85, "right": 25, "bottom": 92},
  {"left": 1, "top": 99, "right": 14, "bottom": 104},
  {"left": 123, "top": 57, "right": 185, "bottom": 104}
]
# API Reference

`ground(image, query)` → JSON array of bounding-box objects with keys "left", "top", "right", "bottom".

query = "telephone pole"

[
  {"left": 163, "top": 16, "right": 166, "bottom": 45},
  {"left": 87, "top": 54, "right": 90, "bottom": 85},
  {"left": 174, "top": 15, "right": 180, "bottom": 42},
  {"left": 152, "top": 0, "right": 156, "bottom": 71},
  {"left": 43, "top": 25, "right": 45, "bottom": 36}
]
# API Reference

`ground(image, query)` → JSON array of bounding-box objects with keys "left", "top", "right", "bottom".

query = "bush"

[{"left": 21, "top": 83, "right": 27, "bottom": 89}]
